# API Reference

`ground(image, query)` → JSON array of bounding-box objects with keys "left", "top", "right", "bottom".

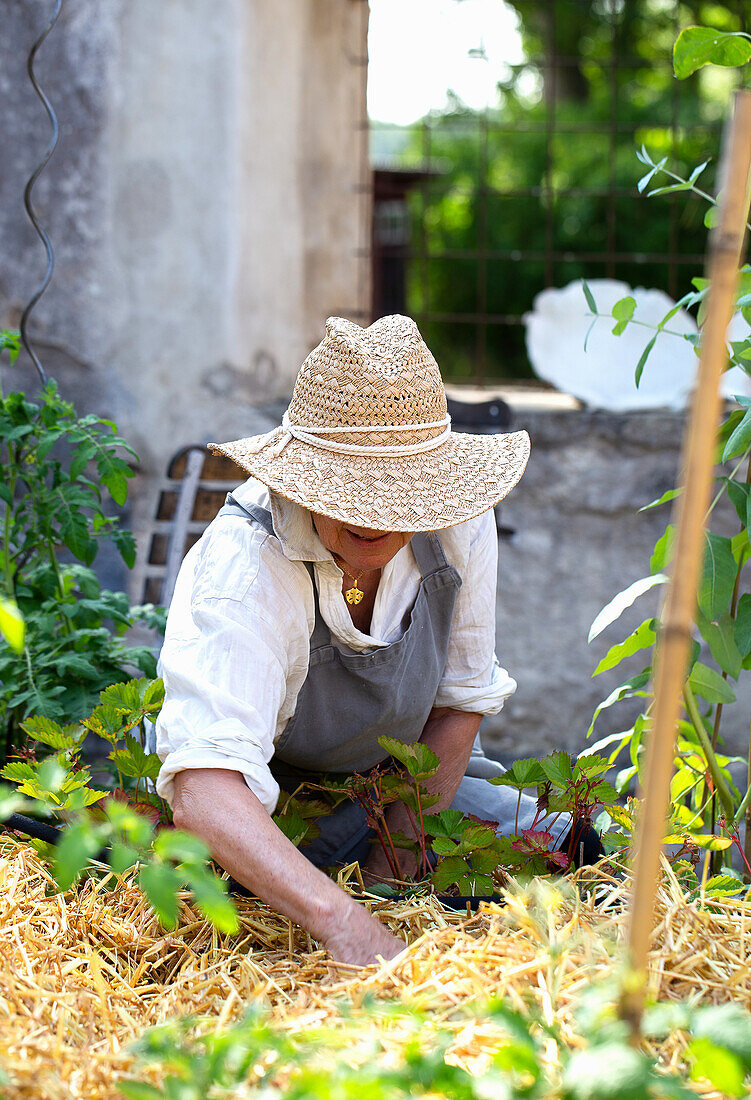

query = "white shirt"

[{"left": 155, "top": 478, "right": 516, "bottom": 814}]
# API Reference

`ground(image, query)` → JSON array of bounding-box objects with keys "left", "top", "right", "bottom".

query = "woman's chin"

[{"left": 342, "top": 528, "right": 408, "bottom": 568}]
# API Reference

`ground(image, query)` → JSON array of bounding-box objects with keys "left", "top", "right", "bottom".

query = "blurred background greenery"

[{"left": 369, "top": 0, "right": 750, "bottom": 382}]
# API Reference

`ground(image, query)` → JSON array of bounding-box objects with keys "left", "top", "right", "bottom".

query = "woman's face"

[{"left": 311, "top": 512, "right": 414, "bottom": 573}]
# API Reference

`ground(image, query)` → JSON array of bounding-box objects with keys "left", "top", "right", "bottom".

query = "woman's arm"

[{"left": 172, "top": 767, "right": 404, "bottom": 966}]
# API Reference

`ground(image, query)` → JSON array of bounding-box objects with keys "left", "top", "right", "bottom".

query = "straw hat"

[{"left": 209, "top": 315, "right": 530, "bottom": 532}]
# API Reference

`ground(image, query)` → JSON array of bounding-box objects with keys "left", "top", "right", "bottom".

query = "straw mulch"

[{"left": 0, "top": 836, "right": 747, "bottom": 1099}]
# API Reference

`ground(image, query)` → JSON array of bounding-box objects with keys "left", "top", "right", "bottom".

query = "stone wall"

[
  {"left": 480, "top": 397, "right": 751, "bottom": 776},
  {"left": 1, "top": 0, "right": 370, "bottom": 578}
]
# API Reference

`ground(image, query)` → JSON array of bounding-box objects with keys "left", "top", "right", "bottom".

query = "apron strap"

[
  {"left": 410, "top": 531, "right": 450, "bottom": 575},
  {"left": 218, "top": 493, "right": 330, "bottom": 649},
  {"left": 217, "top": 492, "right": 276, "bottom": 535}
]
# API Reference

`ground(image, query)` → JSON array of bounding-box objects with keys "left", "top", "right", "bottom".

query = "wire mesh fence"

[{"left": 369, "top": 0, "right": 750, "bottom": 384}]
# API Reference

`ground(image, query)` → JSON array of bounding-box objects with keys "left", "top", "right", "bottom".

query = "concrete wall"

[
  {"left": 1, "top": 0, "right": 370, "bottom": 531},
  {"left": 480, "top": 397, "right": 750, "bottom": 778}
]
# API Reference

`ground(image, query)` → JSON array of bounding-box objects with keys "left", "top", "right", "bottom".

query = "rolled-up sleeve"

[
  {"left": 155, "top": 518, "right": 311, "bottom": 814},
  {"left": 434, "top": 508, "right": 517, "bottom": 715}
]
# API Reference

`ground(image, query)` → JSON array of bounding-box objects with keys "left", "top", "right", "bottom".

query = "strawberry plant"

[
  {"left": 0, "top": 676, "right": 240, "bottom": 934},
  {"left": 423, "top": 809, "right": 510, "bottom": 895},
  {"left": 1, "top": 676, "right": 168, "bottom": 820}
]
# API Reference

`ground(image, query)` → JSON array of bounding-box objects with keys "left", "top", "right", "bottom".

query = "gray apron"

[{"left": 218, "top": 495, "right": 462, "bottom": 866}]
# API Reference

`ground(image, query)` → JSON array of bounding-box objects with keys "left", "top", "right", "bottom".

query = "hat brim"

[{"left": 209, "top": 429, "right": 530, "bottom": 532}]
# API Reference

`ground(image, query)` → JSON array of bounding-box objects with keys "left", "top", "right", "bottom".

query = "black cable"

[{"left": 19, "top": 0, "right": 63, "bottom": 385}]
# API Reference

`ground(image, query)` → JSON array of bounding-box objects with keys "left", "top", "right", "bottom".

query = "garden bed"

[{"left": 0, "top": 836, "right": 747, "bottom": 1099}]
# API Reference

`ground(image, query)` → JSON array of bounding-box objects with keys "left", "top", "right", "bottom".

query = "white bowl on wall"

[{"left": 524, "top": 278, "right": 699, "bottom": 411}]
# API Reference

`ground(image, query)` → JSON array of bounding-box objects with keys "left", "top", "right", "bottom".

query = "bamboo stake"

[{"left": 619, "top": 90, "right": 751, "bottom": 1033}]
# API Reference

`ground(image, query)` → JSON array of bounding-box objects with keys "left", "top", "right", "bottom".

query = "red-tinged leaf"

[
  {"left": 512, "top": 829, "right": 555, "bottom": 854},
  {"left": 547, "top": 850, "right": 570, "bottom": 869},
  {"left": 102, "top": 789, "right": 161, "bottom": 825}
]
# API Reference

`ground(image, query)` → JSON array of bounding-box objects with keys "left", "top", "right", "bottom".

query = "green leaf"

[
  {"left": 154, "top": 829, "right": 210, "bottom": 866},
  {"left": 431, "top": 835, "right": 459, "bottom": 857},
  {"left": 138, "top": 862, "right": 182, "bottom": 928},
  {"left": 470, "top": 846, "right": 504, "bottom": 874},
  {"left": 456, "top": 824, "right": 497, "bottom": 855},
  {"left": 142, "top": 678, "right": 165, "bottom": 713},
  {"left": 273, "top": 810, "right": 309, "bottom": 847},
  {"left": 693, "top": 1003, "right": 751, "bottom": 1067},
  {"left": 83, "top": 704, "right": 127, "bottom": 744},
  {"left": 734, "top": 593, "right": 751, "bottom": 657},
  {"left": 593, "top": 618, "right": 656, "bottom": 677},
  {"left": 22, "top": 716, "right": 86, "bottom": 751},
  {"left": 724, "top": 477, "right": 751, "bottom": 529},
  {"left": 109, "top": 840, "right": 139, "bottom": 876},
  {"left": 684, "top": 832, "right": 733, "bottom": 851},
  {"left": 575, "top": 754, "right": 611, "bottom": 778},
  {"left": 588, "top": 779, "right": 618, "bottom": 807},
  {"left": 722, "top": 406, "right": 751, "bottom": 462},
  {"left": 487, "top": 757, "right": 546, "bottom": 790},
  {"left": 588, "top": 574, "right": 667, "bottom": 643},
  {"left": 634, "top": 334, "right": 657, "bottom": 388},
  {"left": 587, "top": 671, "right": 651, "bottom": 739},
  {"left": 54, "top": 820, "right": 102, "bottom": 890},
  {"left": 703, "top": 874, "right": 745, "bottom": 897},
  {"left": 562, "top": 1042, "right": 651, "bottom": 1100},
  {"left": 118, "top": 1081, "right": 165, "bottom": 1099},
  {"left": 540, "top": 751, "right": 573, "bottom": 789},
  {"left": 582, "top": 279, "right": 597, "bottom": 313},
  {"left": 584, "top": 729, "right": 632, "bottom": 765},
  {"left": 674, "top": 26, "right": 751, "bottom": 79},
  {"left": 688, "top": 1038, "right": 746, "bottom": 1097},
  {"left": 0, "top": 598, "right": 24, "bottom": 653},
  {"left": 455, "top": 872, "right": 494, "bottom": 894},
  {"left": 100, "top": 679, "right": 146, "bottom": 715},
  {"left": 611, "top": 295, "right": 636, "bottom": 336},
  {"left": 698, "top": 533, "right": 738, "bottom": 621},
  {"left": 187, "top": 868, "right": 239, "bottom": 934},
  {"left": 695, "top": 610, "right": 742, "bottom": 679},
  {"left": 111, "top": 735, "right": 162, "bottom": 781},
  {"left": 422, "top": 809, "right": 468, "bottom": 840},
  {"left": 639, "top": 488, "right": 682, "bottom": 512},
  {"left": 405, "top": 742, "right": 440, "bottom": 779},
  {"left": 431, "top": 855, "right": 471, "bottom": 892},
  {"left": 688, "top": 661, "right": 736, "bottom": 704},
  {"left": 650, "top": 525, "right": 675, "bottom": 574},
  {"left": 377, "top": 736, "right": 439, "bottom": 779}
]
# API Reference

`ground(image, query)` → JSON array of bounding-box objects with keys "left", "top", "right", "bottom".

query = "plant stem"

[
  {"left": 732, "top": 831, "right": 751, "bottom": 879},
  {"left": 705, "top": 452, "right": 750, "bottom": 521},
  {"left": 708, "top": 452, "right": 751, "bottom": 856},
  {"left": 413, "top": 778, "right": 428, "bottom": 878},
  {"left": 379, "top": 815, "right": 404, "bottom": 882},
  {"left": 745, "top": 710, "right": 751, "bottom": 880},
  {"left": 359, "top": 778, "right": 404, "bottom": 881},
  {"left": 403, "top": 803, "right": 426, "bottom": 875},
  {"left": 683, "top": 685, "right": 736, "bottom": 831},
  {"left": 354, "top": 792, "right": 399, "bottom": 879},
  {"left": 2, "top": 450, "right": 17, "bottom": 599}
]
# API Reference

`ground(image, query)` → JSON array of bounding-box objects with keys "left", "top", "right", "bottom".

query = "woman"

[{"left": 156, "top": 314, "right": 533, "bottom": 966}]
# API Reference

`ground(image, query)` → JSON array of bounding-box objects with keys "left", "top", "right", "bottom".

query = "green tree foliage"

[{"left": 391, "top": 1, "right": 749, "bottom": 380}]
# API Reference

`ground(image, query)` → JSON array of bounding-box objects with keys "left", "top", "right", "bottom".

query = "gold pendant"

[{"left": 345, "top": 583, "right": 363, "bottom": 605}]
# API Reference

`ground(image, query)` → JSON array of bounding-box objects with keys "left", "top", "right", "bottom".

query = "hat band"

[{"left": 248, "top": 412, "right": 452, "bottom": 459}]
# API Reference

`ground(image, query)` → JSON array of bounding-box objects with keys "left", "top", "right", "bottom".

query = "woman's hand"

[
  {"left": 172, "top": 767, "right": 404, "bottom": 967},
  {"left": 324, "top": 903, "right": 404, "bottom": 966}
]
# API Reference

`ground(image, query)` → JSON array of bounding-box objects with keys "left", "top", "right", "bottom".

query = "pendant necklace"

[{"left": 337, "top": 559, "right": 366, "bottom": 605}]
